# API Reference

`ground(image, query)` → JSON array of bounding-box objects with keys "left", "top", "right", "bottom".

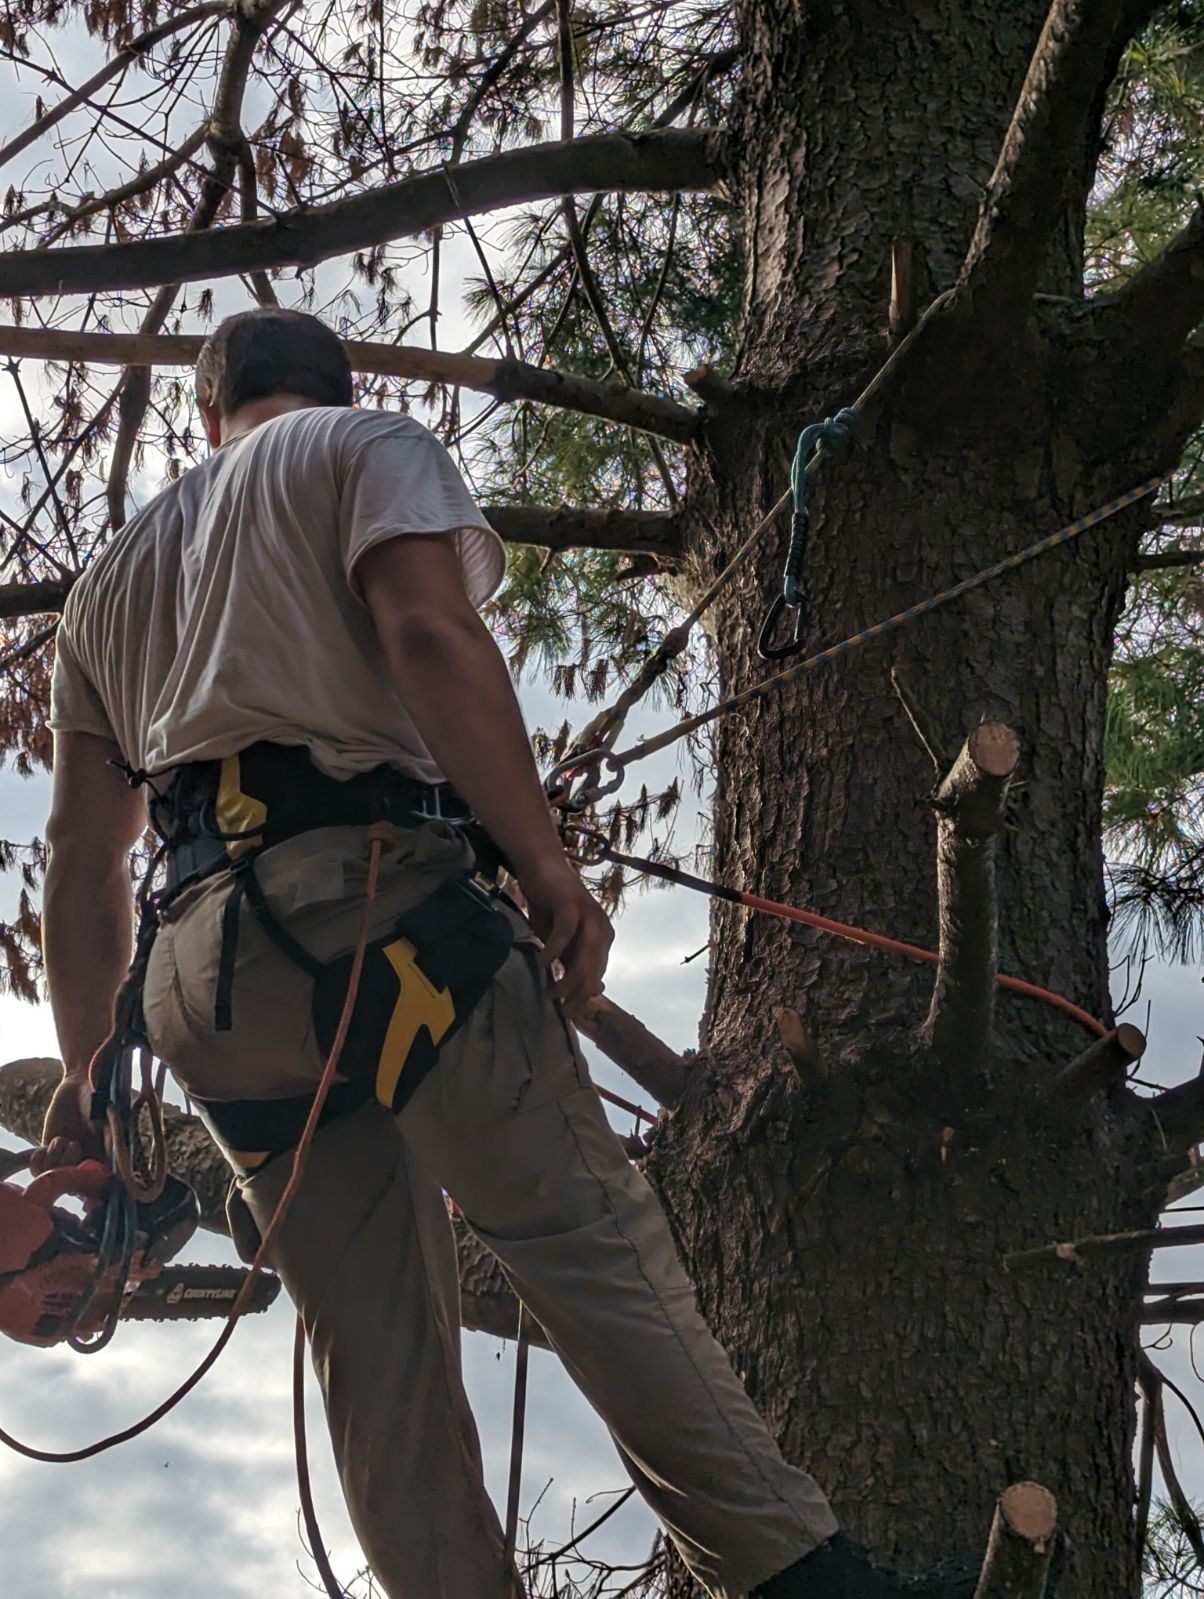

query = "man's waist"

[{"left": 150, "top": 742, "right": 478, "bottom": 889}]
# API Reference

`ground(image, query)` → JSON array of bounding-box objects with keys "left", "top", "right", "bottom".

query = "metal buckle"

[{"left": 413, "top": 784, "right": 472, "bottom": 826}]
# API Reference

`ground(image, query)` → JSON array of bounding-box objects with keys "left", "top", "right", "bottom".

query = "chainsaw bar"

[{"left": 121, "top": 1265, "right": 282, "bottom": 1322}]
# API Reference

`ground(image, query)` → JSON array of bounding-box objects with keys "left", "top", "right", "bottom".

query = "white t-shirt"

[{"left": 48, "top": 407, "right": 505, "bottom": 783}]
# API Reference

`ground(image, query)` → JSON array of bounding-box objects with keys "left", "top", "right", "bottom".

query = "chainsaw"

[{"left": 0, "top": 1154, "right": 279, "bottom": 1349}]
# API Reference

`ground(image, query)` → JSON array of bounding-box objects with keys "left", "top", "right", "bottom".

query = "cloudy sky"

[{"left": 1, "top": 15, "right": 1203, "bottom": 1599}]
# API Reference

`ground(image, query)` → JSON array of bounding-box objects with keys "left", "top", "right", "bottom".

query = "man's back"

[{"left": 50, "top": 407, "right": 503, "bottom": 782}]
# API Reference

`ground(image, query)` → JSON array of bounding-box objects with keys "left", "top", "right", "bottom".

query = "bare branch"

[
  {"left": 1141, "top": 1288, "right": 1204, "bottom": 1325},
  {"left": 1133, "top": 549, "right": 1204, "bottom": 571},
  {"left": 0, "top": 1056, "right": 541, "bottom": 1345},
  {"left": 0, "top": 504, "right": 681, "bottom": 620},
  {"left": 1152, "top": 493, "right": 1204, "bottom": 527},
  {"left": 574, "top": 996, "right": 686, "bottom": 1109},
  {"left": 1094, "top": 200, "right": 1204, "bottom": 357},
  {"left": 0, "top": 578, "right": 72, "bottom": 618},
  {"left": 0, "top": 129, "right": 720, "bottom": 300},
  {"left": 1148, "top": 1057, "right": 1204, "bottom": 1147},
  {"left": 921, "top": 723, "right": 1021, "bottom": 1059},
  {"left": 958, "top": 0, "right": 1132, "bottom": 318},
  {"left": 106, "top": 0, "right": 291, "bottom": 529},
  {"left": 32, "top": 124, "right": 210, "bottom": 247},
  {"left": 972, "top": 1482, "right": 1058, "bottom": 1599},
  {"left": 1006, "top": 1222, "right": 1204, "bottom": 1268},
  {"left": 1141, "top": 1353, "right": 1204, "bottom": 1568},
  {"left": 0, "top": 324, "right": 699, "bottom": 443},
  {"left": 1048, "top": 1023, "right": 1145, "bottom": 1101},
  {"left": 0, "top": 3, "right": 231, "bottom": 173},
  {"left": 447, "top": 1, "right": 557, "bottom": 165}
]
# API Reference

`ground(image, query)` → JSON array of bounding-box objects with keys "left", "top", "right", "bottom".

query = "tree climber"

[{"left": 35, "top": 306, "right": 922, "bottom": 1599}]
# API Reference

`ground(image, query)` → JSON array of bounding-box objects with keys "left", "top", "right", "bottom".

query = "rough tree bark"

[{"left": 643, "top": 3, "right": 1196, "bottom": 1595}]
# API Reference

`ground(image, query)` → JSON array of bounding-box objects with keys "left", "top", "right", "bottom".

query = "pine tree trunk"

[{"left": 647, "top": 6, "right": 1170, "bottom": 1593}]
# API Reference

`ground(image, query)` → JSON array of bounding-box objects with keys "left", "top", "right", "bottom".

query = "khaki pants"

[{"left": 142, "top": 823, "right": 837, "bottom": 1599}]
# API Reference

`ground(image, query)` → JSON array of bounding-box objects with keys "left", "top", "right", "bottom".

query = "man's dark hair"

[{"left": 194, "top": 307, "right": 353, "bottom": 414}]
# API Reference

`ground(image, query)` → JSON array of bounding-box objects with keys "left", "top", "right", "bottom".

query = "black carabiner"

[{"left": 757, "top": 593, "right": 808, "bottom": 660}]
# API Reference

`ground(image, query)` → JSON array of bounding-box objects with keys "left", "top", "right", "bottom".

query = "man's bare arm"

[
  {"left": 358, "top": 533, "right": 612, "bottom": 1008},
  {"left": 37, "top": 732, "right": 146, "bottom": 1170}
]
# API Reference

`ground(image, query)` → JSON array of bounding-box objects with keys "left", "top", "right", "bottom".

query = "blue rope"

[{"left": 783, "top": 407, "right": 858, "bottom": 607}]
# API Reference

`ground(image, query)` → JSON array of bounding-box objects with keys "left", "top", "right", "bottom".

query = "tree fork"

[
  {"left": 972, "top": 1482, "right": 1059, "bottom": 1599},
  {"left": 921, "top": 723, "right": 1021, "bottom": 1059}
]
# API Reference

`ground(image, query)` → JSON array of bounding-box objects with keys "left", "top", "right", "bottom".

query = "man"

[{"left": 38, "top": 307, "right": 908, "bottom": 1598}]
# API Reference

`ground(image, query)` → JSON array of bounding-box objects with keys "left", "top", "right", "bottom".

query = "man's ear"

[{"left": 197, "top": 398, "right": 223, "bottom": 449}]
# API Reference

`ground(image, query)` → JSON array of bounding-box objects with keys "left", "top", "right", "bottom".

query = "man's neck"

[{"left": 220, "top": 395, "right": 315, "bottom": 446}]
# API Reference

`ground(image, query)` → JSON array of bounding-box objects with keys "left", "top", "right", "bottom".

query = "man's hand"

[
  {"left": 517, "top": 855, "right": 614, "bottom": 1014},
  {"left": 31, "top": 1067, "right": 105, "bottom": 1175}
]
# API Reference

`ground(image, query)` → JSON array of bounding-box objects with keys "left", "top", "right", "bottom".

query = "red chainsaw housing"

[{"left": 0, "top": 1161, "right": 191, "bottom": 1348}]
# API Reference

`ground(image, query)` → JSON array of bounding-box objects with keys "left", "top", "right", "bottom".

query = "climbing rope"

[
  {"left": 554, "top": 475, "right": 1164, "bottom": 808},
  {"left": 547, "top": 297, "right": 958, "bottom": 796},
  {"left": 566, "top": 829, "right": 1108, "bottom": 1039}
]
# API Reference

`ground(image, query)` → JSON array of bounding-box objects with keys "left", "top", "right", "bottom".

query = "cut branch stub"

[
  {"left": 922, "top": 723, "right": 1021, "bottom": 1060},
  {"left": 774, "top": 1006, "right": 825, "bottom": 1089},
  {"left": 1048, "top": 1022, "right": 1145, "bottom": 1102},
  {"left": 573, "top": 996, "right": 686, "bottom": 1110},
  {"left": 973, "top": 1482, "right": 1058, "bottom": 1599}
]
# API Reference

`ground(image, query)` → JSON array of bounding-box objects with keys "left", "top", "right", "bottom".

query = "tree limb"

[
  {"left": 1147, "top": 1057, "right": 1204, "bottom": 1147},
  {"left": 921, "top": 723, "right": 1021, "bottom": 1059},
  {"left": 0, "top": 326, "right": 699, "bottom": 443},
  {"left": 483, "top": 504, "right": 682, "bottom": 556},
  {"left": 1048, "top": 1023, "right": 1145, "bottom": 1101},
  {"left": 0, "top": 1057, "right": 534, "bottom": 1345},
  {"left": 0, "top": 129, "right": 721, "bottom": 300},
  {"left": 1006, "top": 1222, "right": 1204, "bottom": 1268},
  {"left": 1093, "top": 199, "right": 1204, "bottom": 357},
  {"left": 106, "top": 0, "right": 291, "bottom": 529},
  {"left": 973, "top": 1482, "right": 1058, "bottom": 1599},
  {"left": 1140, "top": 1353, "right": 1204, "bottom": 1568},
  {"left": 958, "top": 0, "right": 1133, "bottom": 318},
  {"left": 32, "top": 124, "right": 210, "bottom": 247},
  {"left": 0, "top": 3, "right": 232, "bottom": 173},
  {"left": 1133, "top": 548, "right": 1204, "bottom": 571},
  {"left": 1152, "top": 493, "right": 1204, "bottom": 527},
  {"left": 573, "top": 995, "right": 686, "bottom": 1109},
  {"left": 0, "top": 503, "right": 681, "bottom": 619},
  {"left": 0, "top": 578, "right": 73, "bottom": 618}
]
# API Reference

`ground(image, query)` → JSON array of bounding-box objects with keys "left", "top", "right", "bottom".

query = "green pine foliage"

[{"left": 1094, "top": 4, "right": 1204, "bottom": 958}]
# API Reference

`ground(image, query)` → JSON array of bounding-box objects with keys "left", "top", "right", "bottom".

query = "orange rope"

[
  {"left": 738, "top": 888, "right": 1107, "bottom": 1037},
  {"left": 580, "top": 835, "right": 1109, "bottom": 1040}
]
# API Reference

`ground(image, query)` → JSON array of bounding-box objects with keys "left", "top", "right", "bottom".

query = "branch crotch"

[{"left": 921, "top": 722, "right": 1020, "bottom": 1061}]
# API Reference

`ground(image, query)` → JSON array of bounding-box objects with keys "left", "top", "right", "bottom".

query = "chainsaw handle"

[{"left": 23, "top": 1160, "right": 111, "bottom": 1209}]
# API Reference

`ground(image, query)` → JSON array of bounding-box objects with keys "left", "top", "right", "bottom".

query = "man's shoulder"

[{"left": 62, "top": 474, "right": 191, "bottom": 623}]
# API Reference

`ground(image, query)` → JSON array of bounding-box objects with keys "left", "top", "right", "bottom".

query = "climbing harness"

[
  {"left": 551, "top": 475, "right": 1164, "bottom": 811},
  {"left": 146, "top": 742, "right": 516, "bottom": 1175},
  {"left": 566, "top": 829, "right": 1109, "bottom": 1040}
]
